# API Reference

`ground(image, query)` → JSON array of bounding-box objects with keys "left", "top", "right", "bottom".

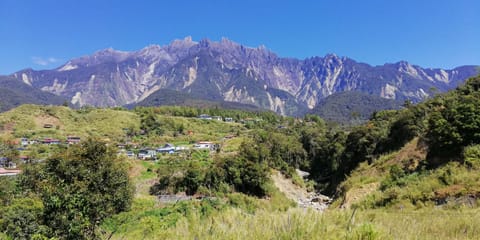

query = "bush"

[
  {"left": 20, "top": 138, "right": 134, "bottom": 239},
  {"left": 349, "top": 223, "right": 381, "bottom": 240},
  {"left": 463, "top": 144, "right": 480, "bottom": 168},
  {"left": 0, "top": 197, "right": 47, "bottom": 240}
]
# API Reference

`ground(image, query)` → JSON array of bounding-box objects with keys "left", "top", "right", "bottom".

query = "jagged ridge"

[{"left": 7, "top": 37, "right": 479, "bottom": 115}]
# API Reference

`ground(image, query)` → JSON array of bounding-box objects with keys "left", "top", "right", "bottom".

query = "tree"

[
  {"left": 0, "top": 177, "right": 17, "bottom": 205},
  {"left": 182, "top": 163, "right": 203, "bottom": 195},
  {"left": 0, "top": 139, "right": 19, "bottom": 168},
  {"left": 140, "top": 110, "right": 163, "bottom": 135},
  {"left": 0, "top": 197, "right": 47, "bottom": 240},
  {"left": 21, "top": 138, "right": 134, "bottom": 239},
  {"left": 426, "top": 75, "right": 480, "bottom": 165}
]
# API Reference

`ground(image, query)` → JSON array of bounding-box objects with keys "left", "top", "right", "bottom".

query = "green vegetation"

[
  {"left": 310, "top": 91, "right": 403, "bottom": 125},
  {"left": 101, "top": 207, "right": 480, "bottom": 240},
  {"left": 330, "top": 75, "right": 480, "bottom": 210},
  {"left": 1, "top": 139, "right": 133, "bottom": 239},
  {"left": 1, "top": 75, "right": 480, "bottom": 239},
  {"left": 0, "top": 105, "right": 140, "bottom": 140},
  {"left": 0, "top": 76, "right": 67, "bottom": 112}
]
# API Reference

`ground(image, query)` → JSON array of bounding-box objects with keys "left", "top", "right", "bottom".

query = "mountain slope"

[
  {"left": 7, "top": 37, "right": 479, "bottom": 115},
  {"left": 0, "top": 76, "right": 67, "bottom": 112},
  {"left": 131, "top": 89, "right": 264, "bottom": 112},
  {"left": 310, "top": 91, "right": 403, "bottom": 123}
]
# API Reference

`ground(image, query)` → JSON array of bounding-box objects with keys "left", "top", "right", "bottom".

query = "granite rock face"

[{"left": 9, "top": 37, "right": 478, "bottom": 115}]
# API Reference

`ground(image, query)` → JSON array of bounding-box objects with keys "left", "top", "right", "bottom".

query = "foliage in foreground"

[
  {"left": 103, "top": 206, "right": 480, "bottom": 240},
  {"left": 0, "top": 139, "right": 134, "bottom": 239}
]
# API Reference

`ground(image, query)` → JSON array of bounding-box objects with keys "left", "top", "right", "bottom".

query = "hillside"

[
  {"left": 0, "top": 76, "right": 67, "bottom": 112},
  {"left": 310, "top": 91, "right": 403, "bottom": 124},
  {"left": 0, "top": 105, "right": 139, "bottom": 141},
  {"left": 329, "top": 75, "right": 480, "bottom": 209},
  {"left": 131, "top": 89, "right": 265, "bottom": 112}
]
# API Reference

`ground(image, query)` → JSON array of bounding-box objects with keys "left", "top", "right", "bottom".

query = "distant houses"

[
  {"left": 156, "top": 143, "right": 176, "bottom": 154},
  {"left": 0, "top": 157, "right": 15, "bottom": 168},
  {"left": 193, "top": 141, "right": 218, "bottom": 151},
  {"left": 197, "top": 114, "right": 234, "bottom": 122},
  {"left": 198, "top": 114, "right": 212, "bottom": 120},
  {"left": 126, "top": 140, "right": 220, "bottom": 160},
  {"left": 15, "top": 136, "right": 81, "bottom": 146},
  {"left": 41, "top": 138, "right": 61, "bottom": 145},
  {"left": 138, "top": 149, "right": 157, "bottom": 160},
  {"left": 20, "top": 138, "right": 29, "bottom": 146}
]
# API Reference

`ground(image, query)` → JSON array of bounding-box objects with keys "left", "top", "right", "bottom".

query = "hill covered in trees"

[
  {"left": 0, "top": 76, "right": 67, "bottom": 112},
  {"left": 309, "top": 91, "right": 403, "bottom": 124}
]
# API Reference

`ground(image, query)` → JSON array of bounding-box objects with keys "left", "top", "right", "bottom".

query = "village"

[{"left": 0, "top": 112, "right": 258, "bottom": 176}]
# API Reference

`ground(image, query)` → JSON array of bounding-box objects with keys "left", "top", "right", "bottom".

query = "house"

[
  {"left": 0, "top": 157, "right": 7, "bottom": 167},
  {"left": 19, "top": 156, "right": 29, "bottom": 163},
  {"left": 157, "top": 143, "right": 176, "bottom": 154},
  {"left": 20, "top": 138, "right": 29, "bottom": 146},
  {"left": 0, "top": 158, "right": 16, "bottom": 169},
  {"left": 198, "top": 114, "right": 212, "bottom": 120},
  {"left": 193, "top": 141, "right": 216, "bottom": 151},
  {"left": 66, "top": 136, "right": 81, "bottom": 144},
  {"left": 0, "top": 168, "right": 21, "bottom": 177},
  {"left": 42, "top": 138, "right": 61, "bottom": 145},
  {"left": 212, "top": 116, "right": 223, "bottom": 121},
  {"left": 138, "top": 149, "right": 157, "bottom": 160},
  {"left": 175, "top": 146, "right": 189, "bottom": 152},
  {"left": 126, "top": 151, "right": 136, "bottom": 158}
]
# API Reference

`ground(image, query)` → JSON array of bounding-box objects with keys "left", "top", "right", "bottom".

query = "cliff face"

[{"left": 10, "top": 37, "right": 478, "bottom": 115}]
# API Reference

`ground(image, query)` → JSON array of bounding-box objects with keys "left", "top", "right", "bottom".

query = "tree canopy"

[{"left": 12, "top": 138, "right": 135, "bottom": 239}]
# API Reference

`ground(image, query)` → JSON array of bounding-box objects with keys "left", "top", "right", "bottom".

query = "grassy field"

[
  {"left": 101, "top": 197, "right": 480, "bottom": 240},
  {"left": 0, "top": 105, "right": 139, "bottom": 140}
]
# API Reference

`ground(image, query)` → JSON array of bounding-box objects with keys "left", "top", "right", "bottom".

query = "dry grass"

[{"left": 105, "top": 206, "right": 480, "bottom": 240}]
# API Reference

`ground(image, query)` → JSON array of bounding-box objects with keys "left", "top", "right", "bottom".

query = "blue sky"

[{"left": 0, "top": 0, "right": 479, "bottom": 74}]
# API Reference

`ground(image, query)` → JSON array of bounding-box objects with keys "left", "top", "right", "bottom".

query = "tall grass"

[{"left": 103, "top": 206, "right": 480, "bottom": 240}]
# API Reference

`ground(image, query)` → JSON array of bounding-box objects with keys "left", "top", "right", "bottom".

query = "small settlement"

[{"left": 1, "top": 113, "right": 258, "bottom": 176}]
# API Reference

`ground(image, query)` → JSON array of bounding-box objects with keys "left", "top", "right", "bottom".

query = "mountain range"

[{"left": 2, "top": 37, "right": 478, "bottom": 116}]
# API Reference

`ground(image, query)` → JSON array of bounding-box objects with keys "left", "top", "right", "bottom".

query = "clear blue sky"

[{"left": 0, "top": 0, "right": 479, "bottom": 74}]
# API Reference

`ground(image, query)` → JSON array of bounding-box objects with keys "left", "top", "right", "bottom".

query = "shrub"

[{"left": 463, "top": 144, "right": 480, "bottom": 168}]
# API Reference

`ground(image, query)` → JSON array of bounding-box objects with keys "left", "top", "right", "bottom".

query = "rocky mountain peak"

[
  {"left": 169, "top": 36, "right": 197, "bottom": 48},
  {"left": 8, "top": 38, "right": 479, "bottom": 115}
]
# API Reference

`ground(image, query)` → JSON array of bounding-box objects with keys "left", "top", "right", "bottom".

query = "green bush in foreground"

[{"left": 13, "top": 138, "right": 135, "bottom": 240}]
